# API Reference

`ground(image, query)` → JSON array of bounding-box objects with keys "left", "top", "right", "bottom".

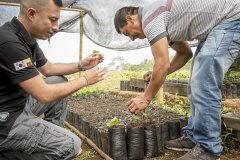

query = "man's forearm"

[
  {"left": 39, "top": 77, "right": 87, "bottom": 103},
  {"left": 39, "top": 62, "right": 80, "bottom": 77},
  {"left": 168, "top": 52, "right": 191, "bottom": 75},
  {"left": 144, "top": 65, "right": 168, "bottom": 101},
  {"left": 168, "top": 41, "right": 193, "bottom": 75}
]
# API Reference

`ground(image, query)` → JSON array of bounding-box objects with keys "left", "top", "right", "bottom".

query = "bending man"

[{"left": 114, "top": 0, "right": 240, "bottom": 159}]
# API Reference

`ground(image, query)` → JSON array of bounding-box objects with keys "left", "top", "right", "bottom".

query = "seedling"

[
  {"left": 106, "top": 117, "right": 121, "bottom": 127},
  {"left": 221, "top": 121, "right": 239, "bottom": 151},
  {"left": 142, "top": 112, "right": 150, "bottom": 118},
  {"left": 132, "top": 115, "right": 141, "bottom": 121},
  {"left": 93, "top": 50, "right": 99, "bottom": 56},
  {"left": 132, "top": 112, "right": 150, "bottom": 122},
  {"left": 125, "top": 102, "right": 129, "bottom": 108}
]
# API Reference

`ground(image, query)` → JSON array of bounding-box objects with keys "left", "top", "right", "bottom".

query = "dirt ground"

[
  {"left": 222, "top": 99, "right": 240, "bottom": 111},
  {"left": 69, "top": 92, "right": 240, "bottom": 160}
]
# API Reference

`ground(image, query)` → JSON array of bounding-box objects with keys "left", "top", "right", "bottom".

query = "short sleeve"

[
  {"left": 143, "top": 13, "right": 168, "bottom": 46},
  {"left": 34, "top": 43, "right": 47, "bottom": 68},
  {"left": 0, "top": 42, "right": 39, "bottom": 84}
]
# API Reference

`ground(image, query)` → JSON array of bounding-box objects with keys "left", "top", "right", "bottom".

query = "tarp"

[{"left": 0, "top": 0, "right": 198, "bottom": 51}]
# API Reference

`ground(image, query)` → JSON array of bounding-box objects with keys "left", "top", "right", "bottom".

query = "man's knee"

[
  {"left": 63, "top": 133, "right": 82, "bottom": 159},
  {"left": 72, "top": 134, "right": 82, "bottom": 156}
]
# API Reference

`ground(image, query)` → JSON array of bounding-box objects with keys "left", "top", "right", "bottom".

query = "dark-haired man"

[
  {"left": 114, "top": 0, "right": 240, "bottom": 159},
  {"left": 0, "top": 0, "right": 105, "bottom": 159}
]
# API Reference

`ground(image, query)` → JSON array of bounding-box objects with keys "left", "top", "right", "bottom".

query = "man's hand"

[
  {"left": 127, "top": 96, "right": 151, "bottom": 114},
  {"left": 143, "top": 71, "right": 152, "bottom": 84},
  {"left": 80, "top": 52, "right": 104, "bottom": 70},
  {"left": 81, "top": 67, "right": 105, "bottom": 86}
]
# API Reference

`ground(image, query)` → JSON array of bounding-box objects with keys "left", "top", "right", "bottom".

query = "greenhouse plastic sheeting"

[
  {"left": 72, "top": 0, "right": 155, "bottom": 50},
  {"left": 0, "top": 0, "right": 158, "bottom": 50},
  {"left": 0, "top": 0, "right": 198, "bottom": 50}
]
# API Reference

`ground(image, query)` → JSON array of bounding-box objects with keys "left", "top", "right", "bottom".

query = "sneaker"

[
  {"left": 164, "top": 134, "right": 196, "bottom": 151},
  {"left": 177, "top": 144, "right": 220, "bottom": 160},
  {"left": 76, "top": 148, "right": 82, "bottom": 156}
]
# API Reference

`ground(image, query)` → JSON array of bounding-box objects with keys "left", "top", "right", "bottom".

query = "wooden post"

[
  {"left": 0, "top": 2, "right": 19, "bottom": 6},
  {"left": 155, "top": 87, "right": 164, "bottom": 104},
  {"left": 79, "top": 10, "right": 84, "bottom": 76},
  {"left": 145, "top": 81, "right": 164, "bottom": 104}
]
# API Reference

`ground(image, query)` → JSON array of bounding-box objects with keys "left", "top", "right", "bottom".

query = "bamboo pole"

[
  {"left": 79, "top": 10, "right": 84, "bottom": 77},
  {"left": 155, "top": 87, "right": 164, "bottom": 104},
  {"left": 0, "top": 2, "right": 19, "bottom": 6},
  {"left": 0, "top": 2, "right": 84, "bottom": 12},
  {"left": 64, "top": 121, "right": 113, "bottom": 160}
]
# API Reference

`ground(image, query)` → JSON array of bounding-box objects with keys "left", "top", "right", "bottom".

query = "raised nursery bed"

[
  {"left": 222, "top": 112, "right": 240, "bottom": 141},
  {"left": 120, "top": 79, "right": 240, "bottom": 99},
  {"left": 66, "top": 93, "right": 188, "bottom": 159}
]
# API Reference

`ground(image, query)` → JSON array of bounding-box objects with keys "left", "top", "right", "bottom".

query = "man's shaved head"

[
  {"left": 17, "top": 0, "right": 62, "bottom": 40},
  {"left": 19, "top": 0, "right": 62, "bottom": 15}
]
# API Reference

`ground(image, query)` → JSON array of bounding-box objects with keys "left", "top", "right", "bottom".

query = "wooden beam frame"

[{"left": 0, "top": 2, "right": 85, "bottom": 73}]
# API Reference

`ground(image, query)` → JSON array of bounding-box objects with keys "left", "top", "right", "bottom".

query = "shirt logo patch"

[
  {"left": 0, "top": 112, "right": 9, "bottom": 122},
  {"left": 14, "top": 58, "right": 33, "bottom": 71}
]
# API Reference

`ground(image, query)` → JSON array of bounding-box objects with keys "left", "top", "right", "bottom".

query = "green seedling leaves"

[{"left": 106, "top": 117, "right": 121, "bottom": 127}]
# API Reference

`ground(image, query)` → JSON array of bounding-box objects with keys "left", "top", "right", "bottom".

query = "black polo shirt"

[{"left": 0, "top": 17, "right": 47, "bottom": 137}]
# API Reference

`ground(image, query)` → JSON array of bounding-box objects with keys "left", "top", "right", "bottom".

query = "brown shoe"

[
  {"left": 164, "top": 134, "right": 196, "bottom": 151},
  {"left": 177, "top": 144, "right": 220, "bottom": 160}
]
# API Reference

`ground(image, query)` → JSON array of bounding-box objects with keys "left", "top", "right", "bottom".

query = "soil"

[
  {"left": 222, "top": 99, "right": 240, "bottom": 112},
  {"left": 68, "top": 93, "right": 186, "bottom": 129},
  {"left": 68, "top": 92, "right": 240, "bottom": 160}
]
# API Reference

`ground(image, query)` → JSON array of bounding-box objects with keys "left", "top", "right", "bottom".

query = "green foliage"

[
  {"left": 93, "top": 50, "right": 100, "bottom": 55},
  {"left": 120, "top": 57, "right": 191, "bottom": 80},
  {"left": 222, "top": 104, "right": 232, "bottom": 114},
  {"left": 122, "top": 59, "right": 153, "bottom": 71},
  {"left": 166, "top": 70, "right": 190, "bottom": 80},
  {"left": 121, "top": 55, "right": 193, "bottom": 72},
  {"left": 224, "top": 71, "right": 240, "bottom": 83},
  {"left": 132, "top": 115, "right": 141, "bottom": 121},
  {"left": 74, "top": 151, "right": 97, "bottom": 160},
  {"left": 131, "top": 112, "right": 150, "bottom": 122},
  {"left": 217, "top": 56, "right": 240, "bottom": 83},
  {"left": 72, "top": 86, "right": 107, "bottom": 97},
  {"left": 119, "top": 70, "right": 143, "bottom": 80},
  {"left": 221, "top": 122, "right": 239, "bottom": 152},
  {"left": 160, "top": 95, "right": 190, "bottom": 118},
  {"left": 118, "top": 54, "right": 239, "bottom": 82},
  {"left": 142, "top": 112, "right": 150, "bottom": 118},
  {"left": 106, "top": 117, "right": 122, "bottom": 127},
  {"left": 228, "top": 55, "right": 240, "bottom": 72}
]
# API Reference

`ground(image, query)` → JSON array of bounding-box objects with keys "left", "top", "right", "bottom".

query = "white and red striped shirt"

[{"left": 139, "top": 0, "right": 240, "bottom": 45}]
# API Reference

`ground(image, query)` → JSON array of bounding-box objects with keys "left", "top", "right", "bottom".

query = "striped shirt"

[{"left": 139, "top": 0, "right": 240, "bottom": 45}]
